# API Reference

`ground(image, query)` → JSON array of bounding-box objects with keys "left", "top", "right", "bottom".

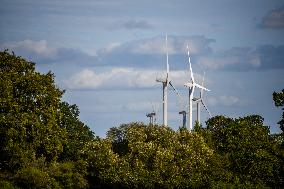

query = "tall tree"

[{"left": 0, "top": 51, "right": 66, "bottom": 170}]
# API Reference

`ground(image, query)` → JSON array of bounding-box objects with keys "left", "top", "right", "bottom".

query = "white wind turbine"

[
  {"left": 184, "top": 45, "right": 210, "bottom": 130},
  {"left": 193, "top": 72, "right": 212, "bottom": 125},
  {"left": 156, "top": 35, "right": 170, "bottom": 126}
]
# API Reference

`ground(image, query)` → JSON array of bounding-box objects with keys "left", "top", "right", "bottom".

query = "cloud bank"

[
  {"left": 63, "top": 68, "right": 194, "bottom": 90},
  {"left": 1, "top": 36, "right": 284, "bottom": 72}
]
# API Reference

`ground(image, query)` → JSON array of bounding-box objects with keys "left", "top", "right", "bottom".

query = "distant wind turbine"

[
  {"left": 192, "top": 72, "right": 212, "bottom": 125},
  {"left": 156, "top": 35, "right": 170, "bottom": 126},
  {"left": 146, "top": 103, "right": 157, "bottom": 125},
  {"left": 184, "top": 45, "right": 210, "bottom": 130}
]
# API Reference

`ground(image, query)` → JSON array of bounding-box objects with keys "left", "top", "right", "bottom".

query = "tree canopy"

[
  {"left": 0, "top": 51, "right": 94, "bottom": 188},
  {"left": 0, "top": 50, "right": 66, "bottom": 170},
  {"left": 273, "top": 89, "right": 284, "bottom": 132}
]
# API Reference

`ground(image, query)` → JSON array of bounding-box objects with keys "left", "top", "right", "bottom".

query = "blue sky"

[{"left": 1, "top": 0, "right": 284, "bottom": 136}]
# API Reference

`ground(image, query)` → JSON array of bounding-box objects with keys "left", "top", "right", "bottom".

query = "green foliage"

[
  {"left": 273, "top": 89, "right": 284, "bottom": 132},
  {"left": 0, "top": 180, "right": 19, "bottom": 189},
  {"left": 85, "top": 122, "right": 214, "bottom": 188},
  {"left": 204, "top": 115, "right": 284, "bottom": 188},
  {"left": 107, "top": 125, "right": 130, "bottom": 156},
  {"left": 47, "top": 160, "right": 89, "bottom": 189},
  {"left": 206, "top": 115, "right": 234, "bottom": 132},
  {"left": 59, "top": 102, "right": 95, "bottom": 161},
  {"left": 15, "top": 166, "right": 59, "bottom": 189},
  {"left": 193, "top": 121, "right": 202, "bottom": 133},
  {"left": 0, "top": 51, "right": 66, "bottom": 170},
  {"left": 14, "top": 158, "right": 88, "bottom": 189}
]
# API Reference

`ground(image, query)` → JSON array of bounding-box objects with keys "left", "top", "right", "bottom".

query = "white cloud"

[
  {"left": 64, "top": 67, "right": 207, "bottom": 90},
  {"left": 64, "top": 68, "right": 158, "bottom": 89},
  {"left": 1, "top": 39, "right": 57, "bottom": 58}
]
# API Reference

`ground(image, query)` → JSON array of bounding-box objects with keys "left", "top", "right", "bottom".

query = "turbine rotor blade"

[
  {"left": 189, "top": 63, "right": 194, "bottom": 83},
  {"left": 166, "top": 35, "right": 169, "bottom": 74},
  {"left": 187, "top": 44, "right": 194, "bottom": 83},
  {"left": 201, "top": 100, "right": 212, "bottom": 117},
  {"left": 166, "top": 35, "right": 170, "bottom": 83},
  {"left": 169, "top": 81, "right": 181, "bottom": 98},
  {"left": 169, "top": 81, "right": 187, "bottom": 110},
  {"left": 202, "top": 71, "right": 205, "bottom": 87},
  {"left": 201, "top": 71, "right": 206, "bottom": 97},
  {"left": 191, "top": 85, "right": 195, "bottom": 98},
  {"left": 195, "top": 83, "right": 210, "bottom": 91}
]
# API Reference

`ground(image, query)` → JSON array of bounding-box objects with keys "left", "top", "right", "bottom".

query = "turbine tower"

[
  {"left": 184, "top": 45, "right": 210, "bottom": 130},
  {"left": 156, "top": 35, "right": 169, "bottom": 126},
  {"left": 179, "top": 110, "right": 187, "bottom": 128},
  {"left": 169, "top": 81, "right": 187, "bottom": 128},
  {"left": 192, "top": 72, "right": 212, "bottom": 124}
]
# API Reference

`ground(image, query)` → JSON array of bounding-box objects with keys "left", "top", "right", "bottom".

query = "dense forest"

[{"left": 0, "top": 50, "right": 284, "bottom": 188}]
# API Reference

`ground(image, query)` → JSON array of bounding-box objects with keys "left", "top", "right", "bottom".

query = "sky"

[{"left": 1, "top": 0, "right": 284, "bottom": 137}]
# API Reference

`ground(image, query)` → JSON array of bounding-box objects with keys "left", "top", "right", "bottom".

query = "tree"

[
  {"left": 205, "top": 115, "right": 284, "bottom": 187},
  {"left": 106, "top": 124, "right": 130, "bottom": 156},
  {"left": 273, "top": 89, "right": 284, "bottom": 132},
  {"left": 0, "top": 51, "right": 66, "bottom": 170},
  {"left": 14, "top": 157, "right": 88, "bottom": 189},
  {"left": 206, "top": 115, "right": 234, "bottom": 132},
  {"left": 84, "top": 122, "right": 215, "bottom": 188},
  {"left": 58, "top": 102, "right": 95, "bottom": 161}
]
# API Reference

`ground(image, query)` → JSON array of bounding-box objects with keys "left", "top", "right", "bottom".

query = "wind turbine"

[
  {"left": 156, "top": 35, "right": 170, "bottom": 126},
  {"left": 192, "top": 72, "right": 212, "bottom": 125},
  {"left": 146, "top": 103, "right": 157, "bottom": 125},
  {"left": 184, "top": 45, "right": 210, "bottom": 130},
  {"left": 146, "top": 112, "right": 156, "bottom": 125}
]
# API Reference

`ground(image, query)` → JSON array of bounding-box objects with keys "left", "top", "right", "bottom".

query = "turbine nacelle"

[
  {"left": 192, "top": 97, "right": 201, "bottom": 102},
  {"left": 156, "top": 77, "right": 168, "bottom": 83},
  {"left": 146, "top": 112, "right": 156, "bottom": 117},
  {"left": 179, "top": 110, "right": 187, "bottom": 114},
  {"left": 184, "top": 82, "right": 210, "bottom": 91},
  {"left": 184, "top": 82, "right": 194, "bottom": 88}
]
